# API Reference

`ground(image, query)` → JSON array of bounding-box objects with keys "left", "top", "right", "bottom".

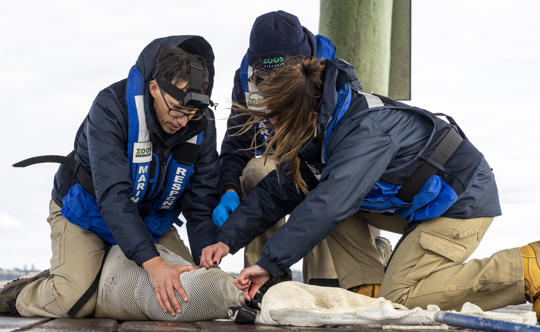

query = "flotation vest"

[
  {"left": 304, "top": 85, "right": 462, "bottom": 222},
  {"left": 239, "top": 35, "right": 336, "bottom": 156},
  {"left": 61, "top": 65, "right": 204, "bottom": 244}
]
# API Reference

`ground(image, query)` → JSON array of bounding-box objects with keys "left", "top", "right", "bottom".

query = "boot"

[
  {"left": 349, "top": 283, "right": 380, "bottom": 298},
  {"left": 520, "top": 241, "right": 539, "bottom": 320},
  {"left": 347, "top": 237, "right": 391, "bottom": 298},
  {"left": 0, "top": 270, "right": 50, "bottom": 316}
]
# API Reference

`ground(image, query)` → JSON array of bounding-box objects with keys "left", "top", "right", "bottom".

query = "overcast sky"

[{"left": 1, "top": 0, "right": 539, "bottom": 273}]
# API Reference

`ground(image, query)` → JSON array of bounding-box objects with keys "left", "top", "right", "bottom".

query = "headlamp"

[{"left": 155, "top": 54, "right": 211, "bottom": 109}]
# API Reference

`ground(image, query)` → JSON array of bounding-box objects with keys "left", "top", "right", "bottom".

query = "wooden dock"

[
  {"left": 0, "top": 317, "right": 449, "bottom": 331},
  {"left": 0, "top": 304, "right": 536, "bottom": 332}
]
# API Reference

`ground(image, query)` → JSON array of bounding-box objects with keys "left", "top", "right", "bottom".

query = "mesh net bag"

[
  {"left": 257, "top": 281, "right": 438, "bottom": 326},
  {"left": 95, "top": 245, "right": 146, "bottom": 320},
  {"left": 93, "top": 246, "right": 534, "bottom": 326},
  {"left": 257, "top": 282, "right": 537, "bottom": 327},
  {"left": 95, "top": 245, "right": 244, "bottom": 321}
]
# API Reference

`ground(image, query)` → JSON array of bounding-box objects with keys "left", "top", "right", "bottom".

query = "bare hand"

[
  {"left": 199, "top": 241, "right": 230, "bottom": 268},
  {"left": 142, "top": 256, "right": 195, "bottom": 316},
  {"left": 235, "top": 264, "right": 270, "bottom": 301}
]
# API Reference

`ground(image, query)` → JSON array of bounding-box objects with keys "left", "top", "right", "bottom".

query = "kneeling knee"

[{"left": 51, "top": 280, "right": 97, "bottom": 317}]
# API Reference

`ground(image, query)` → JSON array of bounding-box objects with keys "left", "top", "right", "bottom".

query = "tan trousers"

[
  {"left": 240, "top": 157, "right": 338, "bottom": 282},
  {"left": 17, "top": 200, "right": 193, "bottom": 318},
  {"left": 326, "top": 212, "right": 526, "bottom": 310}
]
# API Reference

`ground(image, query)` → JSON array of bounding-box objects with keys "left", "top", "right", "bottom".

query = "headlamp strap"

[{"left": 156, "top": 75, "right": 186, "bottom": 103}]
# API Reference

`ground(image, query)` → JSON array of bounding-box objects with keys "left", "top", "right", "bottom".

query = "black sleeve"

[
  {"left": 182, "top": 108, "right": 221, "bottom": 265},
  {"left": 86, "top": 90, "right": 159, "bottom": 266},
  {"left": 217, "top": 69, "right": 256, "bottom": 195}
]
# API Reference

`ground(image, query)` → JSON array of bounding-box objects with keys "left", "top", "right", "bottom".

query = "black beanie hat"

[{"left": 247, "top": 10, "right": 313, "bottom": 70}]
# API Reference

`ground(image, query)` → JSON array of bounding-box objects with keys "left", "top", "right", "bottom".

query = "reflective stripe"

[
  {"left": 359, "top": 92, "right": 384, "bottom": 108},
  {"left": 126, "top": 65, "right": 144, "bottom": 164},
  {"left": 186, "top": 134, "right": 198, "bottom": 144},
  {"left": 135, "top": 95, "right": 149, "bottom": 142}
]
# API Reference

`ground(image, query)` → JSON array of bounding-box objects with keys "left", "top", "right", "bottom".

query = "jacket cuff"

[
  {"left": 132, "top": 246, "right": 160, "bottom": 266},
  {"left": 255, "top": 257, "right": 283, "bottom": 278},
  {"left": 219, "top": 180, "right": 241, "bottom": 196},
  {"left": 217, "top": 232, "right": 240, "bottom": 255}
]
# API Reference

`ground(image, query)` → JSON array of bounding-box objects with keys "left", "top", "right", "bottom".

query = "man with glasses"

[{"left": 1, "top": 36, "right": 220, "bottom": 319}]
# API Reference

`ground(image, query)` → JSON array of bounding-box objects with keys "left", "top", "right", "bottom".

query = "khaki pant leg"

[
  {"left": 323, "top": 212, "right": 407, "bottom": 289},
  {"left": 380, "top": 216, "right": 525, "bottom": 310},
  {"left": 156, "top": 227, "right": 194, "bottom": 265},
  {"left": 303, "top": 215, "right": 389, "bottom": 285},
  {"left": 302, "top": 239, "right": 338, "bottom": 283},
  {"left": 16, "top": 200, "right": 107, "bottom": 318}
]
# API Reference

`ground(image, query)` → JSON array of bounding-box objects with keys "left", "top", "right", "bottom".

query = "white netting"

[
  {"left": 257, "top": 281, "right": 437, "bottom": 326},
  {"left": 95, "top": 246, "right": 146, "bottom": 320},
  {"left": 256, "top": 282, "right": 537, "bottom": 327},
  {"left": 94, "top": 246, "right": 535, "bottom": 326},
  {"left": 95, "top": 245, "right": 244, "bottom": 321}
]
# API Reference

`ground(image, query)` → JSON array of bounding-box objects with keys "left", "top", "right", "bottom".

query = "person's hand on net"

[
  {"left": 142, "top": 256, "right": 195, "bottom": 316},
  {"left": 198, "top": 241, "right": 230, "bottom": 269},
  {"left": 235, "top": 264, "right": 270, "bottom": 301}
]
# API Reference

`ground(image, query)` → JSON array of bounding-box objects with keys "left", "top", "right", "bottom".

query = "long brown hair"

[{"left": 233, "top": 56, "right": 325, "bottom": 193}]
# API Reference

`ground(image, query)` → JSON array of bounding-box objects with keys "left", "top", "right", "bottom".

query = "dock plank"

[
  {"left": 119, "top": 321, "right": 200, "bottom": 332},
  {"left": 0, "top": 317, "right": 50, "bottom": 332},
  {"left": 196, "top": 320, "right": 292, "bottom": 330},
  {"left": 0, "top": 303, "right": 535, "bottom": 331},
  {"left": 25, "top": 318, "right": 117, "bottom": 331}
]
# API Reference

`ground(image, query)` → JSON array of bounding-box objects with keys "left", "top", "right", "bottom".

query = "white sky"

[{"left": 0, "top": 0, "right": 539, "bottom": 273}]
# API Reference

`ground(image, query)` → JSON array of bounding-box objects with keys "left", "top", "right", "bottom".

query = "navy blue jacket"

[
  {"left": 218, "top": 59, "right": 501, "bottom": 277},
  {"left": 52, "top": 36, "right": 220, "bottom": 266}
]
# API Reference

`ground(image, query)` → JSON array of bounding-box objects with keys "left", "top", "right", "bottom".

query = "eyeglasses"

[
  {"left": 158, "top": 86, "right": 203, "bottom": 121},
  {"left": 249, "top": 68, "right": 271, "bottom": 87}
]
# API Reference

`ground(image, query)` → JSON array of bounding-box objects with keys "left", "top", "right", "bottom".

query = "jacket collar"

[{"left": 317, "top": 59, "right": 361, "bottom": 133}]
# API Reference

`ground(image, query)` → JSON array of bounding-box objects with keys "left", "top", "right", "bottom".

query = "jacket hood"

[{"left": 134, "top": 35, "right": 215, "bottom": 97}]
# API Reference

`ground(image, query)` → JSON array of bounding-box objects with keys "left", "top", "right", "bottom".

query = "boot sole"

[{"left": 0, "top": 270, "right": 50, "bottom": 313}]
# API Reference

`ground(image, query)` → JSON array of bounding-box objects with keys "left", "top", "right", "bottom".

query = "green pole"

[{"left": 319, "top": 0, "right": 410, "bottom": 99}]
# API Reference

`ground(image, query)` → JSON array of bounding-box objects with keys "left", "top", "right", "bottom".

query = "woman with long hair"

[{"left": 201, "top": 56, "right": 539, "bottom": 317}]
